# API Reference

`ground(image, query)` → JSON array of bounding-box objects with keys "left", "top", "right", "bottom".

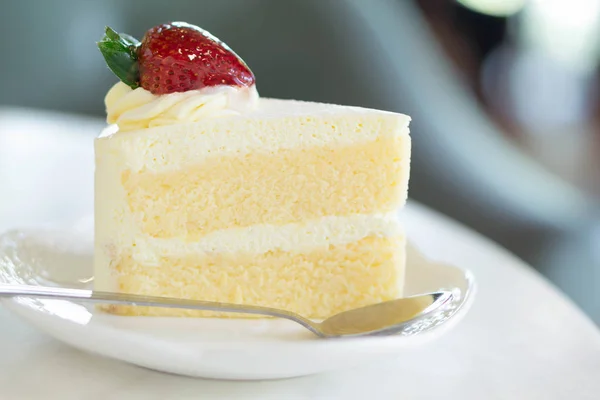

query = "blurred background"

[{"left": 0, "top": 0, "right": 599, "bottom": 322}]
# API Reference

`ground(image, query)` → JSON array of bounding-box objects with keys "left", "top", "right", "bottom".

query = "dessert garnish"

[{"left": 97, "top": 22, "right": 255, "bottom": 95}]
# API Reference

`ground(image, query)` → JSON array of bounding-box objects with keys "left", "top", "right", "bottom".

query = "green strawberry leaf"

[{"left": 97, "top": 26, "right": 140, "bottom": 89}]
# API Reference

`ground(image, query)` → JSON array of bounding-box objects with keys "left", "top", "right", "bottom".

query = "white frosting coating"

[{"left": 97, "top": 98, "right": 411, "bottom": 173}]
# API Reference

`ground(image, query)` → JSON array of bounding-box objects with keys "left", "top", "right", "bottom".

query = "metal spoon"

[{"left": 0, "top": 284, "right": 453, "bottom": 338}]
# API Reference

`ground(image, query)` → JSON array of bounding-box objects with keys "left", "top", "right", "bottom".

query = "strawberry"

[
  {"left": 138, "top": 22, "right": 255, "bottom": 94},
  {"left": 97, "top": 22, "right": 255, "bottom": 95}
]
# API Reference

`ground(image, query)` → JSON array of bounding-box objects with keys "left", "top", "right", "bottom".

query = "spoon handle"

[{"left": 0, "top": 283, "right": 313, "bottom": 324}]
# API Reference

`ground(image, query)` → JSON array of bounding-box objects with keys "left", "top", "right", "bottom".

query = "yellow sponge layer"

[
  {"left": 102, "top": 235, "right": 406, "bottom": 318},
  {"left": 122, "top": 136, "right": 410, "bottom": 239}
]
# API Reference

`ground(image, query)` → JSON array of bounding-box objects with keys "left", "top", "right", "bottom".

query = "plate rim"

[{"left": 0, "top": 225, "right": 477, "bottom": 350}]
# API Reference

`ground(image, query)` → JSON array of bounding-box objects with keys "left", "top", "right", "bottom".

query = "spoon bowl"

[
  {"left": 0, "top": 284, "right": 453, "bottom": 338},
  {"left": 317, "top": 291, "right": 452, "bottom": 337}
]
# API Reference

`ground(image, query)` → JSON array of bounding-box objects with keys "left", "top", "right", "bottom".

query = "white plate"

[{"left": 0, "top": 220, "right": 475, "bottom": 380}]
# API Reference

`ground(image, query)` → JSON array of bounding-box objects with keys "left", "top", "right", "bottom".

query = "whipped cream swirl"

[{"left": 104, "top": 82, "right": 259, "bottom": 132}]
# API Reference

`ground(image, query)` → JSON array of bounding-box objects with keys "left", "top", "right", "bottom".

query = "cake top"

[
  {"left": 98, "top": 22, "right": 408, "bottom": 133},
  {"left": 98, "top": 21, "right": 264, "bottom": 132}
]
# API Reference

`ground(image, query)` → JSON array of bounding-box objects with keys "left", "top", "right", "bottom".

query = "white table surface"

[{"left": 1, "top": 108, "right": 600, "bottom": 399}]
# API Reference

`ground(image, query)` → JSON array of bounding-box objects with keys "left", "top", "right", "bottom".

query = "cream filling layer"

[{"left": 125, "top": 213, "right": 403, "bottom": 265}]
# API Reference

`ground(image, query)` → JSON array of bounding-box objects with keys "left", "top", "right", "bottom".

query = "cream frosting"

[{"left": 105, "top": 82, "right": 260, "bottom": 132}]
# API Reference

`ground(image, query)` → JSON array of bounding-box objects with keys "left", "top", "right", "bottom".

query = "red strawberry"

[{"left": 137, "top": 22, "right": 255, "bottom": 95}]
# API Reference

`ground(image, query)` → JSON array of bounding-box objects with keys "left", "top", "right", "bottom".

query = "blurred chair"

[
  {"left": 1, "top": 0, "right": 598, "bottom": 321},
  {"left": 345, "top": 0, "right": 600, "bottom": 320}
]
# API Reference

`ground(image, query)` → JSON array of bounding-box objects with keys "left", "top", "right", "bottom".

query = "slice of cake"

[{"left": 94, "top": 22, "right": 411, "bottom": 318}]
